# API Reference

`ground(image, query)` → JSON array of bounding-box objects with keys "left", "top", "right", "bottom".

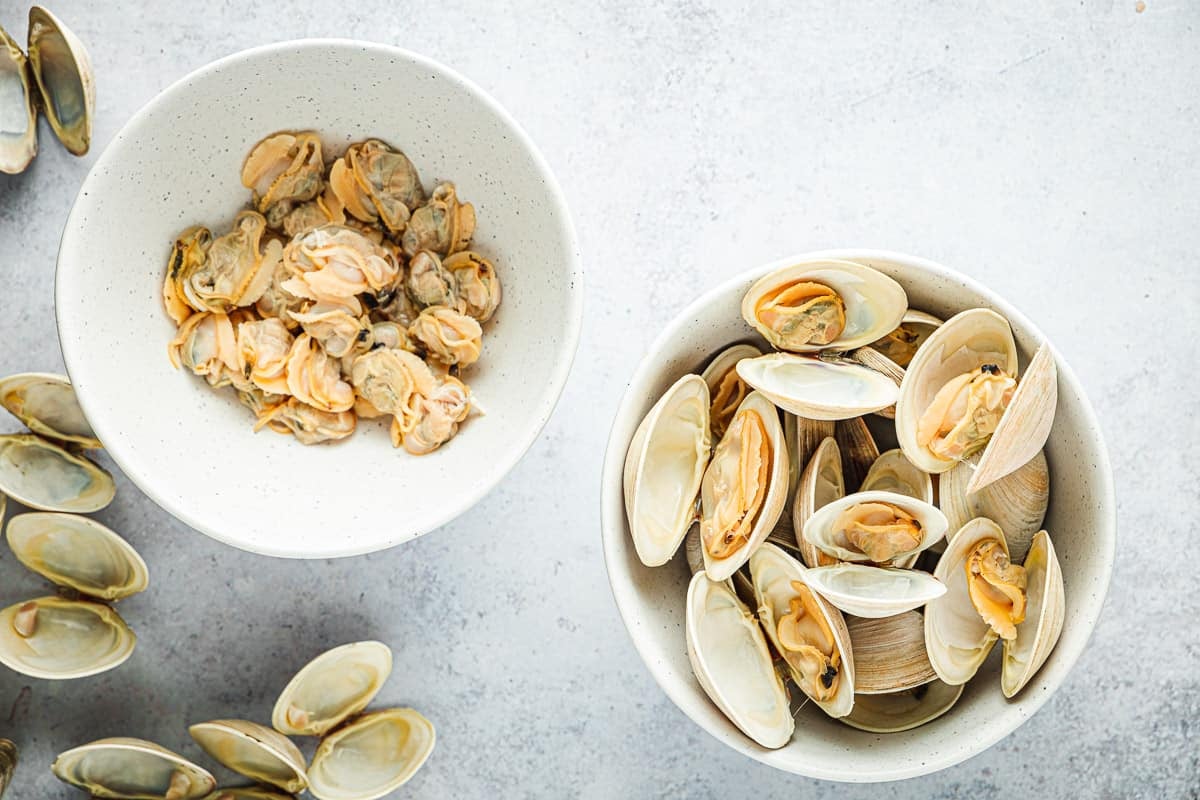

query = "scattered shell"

[
  {"left": 306, "top": 708, "right": 435, "bottom": 800},
  {"left": 27, "top": 6, "right": 95, "bottom": 156},
  {"left": 0, "top": 372, "right": 99, "bottom": 448},
  {"left": 272, "top": 641, "right": 393, "bottom": 736},
  {"left": 189, "top": 720, "right": 308, "bottom": 794},
  {"left": 52, "top": 737, "right": 215, "bottom": 799},
  {"left": 6, "top": 512, "right": 148, "bottom": 600},
  {"left": 0, "top": 596, "right": 135, "bottom": 679},
  {"left": 0, "top": 433, "right": 114, "bottom": 512}
]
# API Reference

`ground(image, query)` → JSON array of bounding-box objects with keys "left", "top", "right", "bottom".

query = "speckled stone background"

[{"left": 0, "top": 1, "right": 1195, "bottom": 797}]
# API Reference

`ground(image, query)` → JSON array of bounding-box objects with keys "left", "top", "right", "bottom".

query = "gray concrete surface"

[{"left": 0, "top": 0, "right": 1196, "bottom": 797}]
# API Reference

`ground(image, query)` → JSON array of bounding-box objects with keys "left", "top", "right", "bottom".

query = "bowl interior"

[
  {"left": 601, "top": 249, "right": 1114, "bottom": 782},
  {"left": 57, "top": 41, "right": 580, "bottom": 557}
]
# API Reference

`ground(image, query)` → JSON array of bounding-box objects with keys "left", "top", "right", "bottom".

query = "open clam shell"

[
  {"left": 940, "top": 448, "right": 1048, "bottom": 563},
  {"left": 684, "top": 571, "right": 795, "bottom": 747},
  {"left": 1001, "top": 530, "right": 1065, "bottom": 697},
  {"left": 749, "top": 543, "right": 854, "bottom": 718},
  {"left": 189, "top": 720, "right": 307, "bottom": 793},
  {"left": 52, "top": 737, "right": 215, "bottom": 799},
  {"left": 737, "top": 353, "right": 899, "bottom": 421},
  {"left": 840, "top": 680, "right": 963, "bottom": 734},
  {"left": 27, "top": 6, "right": 95, "bottom": 156},
  {"left": 924, "top": 518, "right": 1008, "bottom": 685},
  {"left": 802, "top": 490, "right": 947, "bottom": 564},
  {"left": 700, "top": 343, "right": 761, "bottom": 440},
  {"left": 0, "top": 738, "right": 15, "bottom": 798},
  {"left": 272, "top": 641, "right": 393, "bottom": 736},
  {"left": 699, "top": 391, "right": 787, "bottom": 581},
  {"left": 0, "top": 433, "right": 115, "bottom": 512},
  {"left": 0, "top": 24, "right": 37, "bottom": 174},
  {"left": 740, "top": 260, "right": 907, "bottom": 353},
  {"left": 790, "top": 436, "right": 843, "bottom": 568},
  {"left": 846, "top": 611, "right": 936, "bottom": 694},
  {"left": 860, "top": 448, "right": 933, "bottom": 503},
  {"left": 623, "top": 374, "right": 711, "bottom": 567},
  {"left": 202, "top": 790, "right": 295, "bottom": 800},
  {"left": 0, "top": 596, "right": 135, "bottom": 679},
  {"left": 0, "top": 372, "right": 101, "bottom": 447},
  {"left": 7, "top": 512, "right": 148, "bottom": 600},
  {"left": 804, "top": 563, "right": 945, "bottom": 619},
  {"left": 307, "top": 708, "right": 435, "bottom": 800}
]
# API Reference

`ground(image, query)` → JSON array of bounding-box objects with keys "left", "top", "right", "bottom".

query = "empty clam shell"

[
  {"left": 6, "top": 512, "right": 147, "bottom": 599},
  {"left": 741, "top": 259, "right": 907, "bottom": 353},
  {"left": 923, "top": 518, "right": 1008, "bottom": 685},
  {"left": 307, "top": 708, "right": 435, "bottom": 800},
  {"left": 860, "top": 448, "right": 933, "bottom": 504},
  {"left": 846, "top": 611, "right": 936, "bottom": 694},
  {"left": 0, "top": 24, "right": 36, "bottom": 174},
  {"left": 840, "top": 680, "right": 963, "bottom": 734},
  {"left": 737, "top": 353, "right": 899, "bottom": 420},
  {"left": 699, "top": 390, "right": 788, "bottom": 581},
  {"left": 0, "top": 372, "right": 101, "bottom": 447},
  {"left": 0, "top": 738, "right": 15, "bottom": 798},
  {"left": 623, "top": 374, "right": 711, "bottom": 567},
  {"left": 791, "top": 436, "right": 844, "bottom": 568},
  {"left": 684, "top": 571, "right": 794, "bottom": 748},
  {"left": 1001, "top": 530, "right": 1065, "bottom": 697},
  {"left": 804, "top": 563, "right": 945, "bottom": 619},
  {"left": 26, "top": 6, "right": 94, "bottom": 156},
  {"left": 0, "top": 596, "right": 135, "bottom": 679},
  {"left": 189, "top": 720, "right": 307, "bottom": 793},
  {"left": 52, "top": 737, "right": 215, "bottom": 799},
  {"left": 202, "top": 789, "right": 296, "bottom": 800},
  {"left": 272, "top": 641, "right": 393, "bottom": 736},
  {"left": 749, "top": 543, "right": 855, "bottom": 718},
  {"left": 802, "top": 490, "right": 948, "bottom": 564},
  {"left": 0, "top": 433, "right": 115, "bottom": 512}
]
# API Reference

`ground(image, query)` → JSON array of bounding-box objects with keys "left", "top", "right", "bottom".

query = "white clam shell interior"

[
  {"left": 0, "top": 434, "right": 114, "bottom": 512},
  {"left": 51, "top": 737, "right": 215, "bottom": 799},
  {"left": 272, "top": 641, "right": 393, "bottom": 736},
  {"left": 859, "top": 448, "right": 932, "bottom": 503},
  {"left": 307, "top": 708, "right": 435, "bottom": 800},
  {"left": 737, "top": 354, "right": 899, "bottom": 421},
  {"left": 840, "top": 681, "right": 964, "bottom": 734},
  {"left": 623, "top": 374, "right": 710, "bottom": 567},
  {"left": 0, "top": 372, "right": 99, "bottom": 447},
  {"left": 189, "top": 720, "right": 308, "bottom": 793},
  {"left": 6, "top": 512, "right": 148, "bottom": 600},
  {"left": 804, "top": 563, "right": 945, "bottom": 618},
  {"left": 802, "top": 489, "right": 948, "bottom": 563},
  {"left": 0, "top": 597, "right": 135, "bottom": 679},
  {"left": 684, "top": 571, "right": 794, "bottom": 748}
]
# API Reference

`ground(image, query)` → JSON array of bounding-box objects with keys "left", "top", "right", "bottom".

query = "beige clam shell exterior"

[
  {"left": 52, "top": 737, "right": 215, "bottom": 799},
  {"left": 700, "top": 391, "right": 788, "bottom": 581},
  {"left": 189, "top": 720, "right": 308, "bottom": 793},
  {"left": 895, "top": 308, "right": 1019, "bottom": 474},
  {"left": 840, "top": 680, "right": 964, "bottom": 734},
  {"left": 791, "top": 436, "right": 844, "bottom": 568},
  {"left": 272, "top": 641, "right": 393, "bottom": 736},
  {"left": 1002, "top": 530, "right": 1065, "bottom": 697},
  {"left": 924, "top": 518, "right": 1008, "bottom": 685},
  {"left": 0, "top": 25, "right": 37, "bottom": 174},
  {"left": 684, "top": 571, "right": 795, "bottom": 748},
  {"left": 27, "top": 5, "right": 96, "bottom": 156},
  {"left": 749, "top": 543, "right": 855, "bottom": 719},
  {"left": 6, "top": 512, "right": 149, "bottom": 600},
  {"left": 0, "top": 372, "right": 101, "bottom": 448},
  {"left": 0, "top": 596, "right": 134, "bottom": 679},
  {"left": 846, "top": 611, "right": 937, "bottom": 694},
  {"left": 623, "top": 374, "right": 711, "bottom": 567},
  {"left": 740, "top": 259, "right": 908, "bottom": 353},
  {"left": 939, "top": 448, "right": 1049, "bottom": 563}
]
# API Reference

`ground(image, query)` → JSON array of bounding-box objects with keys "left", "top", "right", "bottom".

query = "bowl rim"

[
  {"left": 55, "top": 39, "right": 583, "bottom": 559},
  {"left": 599, "top": 247, "right": 1116, "bottom": 782}
]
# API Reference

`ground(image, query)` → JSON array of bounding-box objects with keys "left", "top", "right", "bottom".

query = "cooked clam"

[
  {"left": 0, "top": 596, "right": 134, "bottom": 679},
  {"left": 241, "top": 132, "right": 324, "bottom": 228},
  {"left": 940, "top": 449, "right": 1049, "bottom": 563},
  {"left": 330, "top": 139, "right": 424, "bottom": 234},
  {"left": 699, "top": 391, "right": 788, "bottom": 580},
  {"left": 740, "top": 260, "right": 907, "bottom": 352},
  {"left": 189, "top": 720, "right": 307, "bottom": 794},
  {"left": 749, "top": 543, "right": 855, "bottom": 718},
  {"left": 173, "top": 212, "right": 283, "bottom": 314},
  {"left": 52, "top": 737, "right": 215, "bottom": 799},
  {"left": 6, "top": 512, "right": 148, "bottom": 600},
  {"left": 802, "top": 490, "right": 947, "bottom": 565},
  {"left": 0, "top": 433, "right": 114, "bottom": 512},
  {"left": 846, "top": 611, "right": 936, "bottom": 694},
  {"left": 699, "top": 343, "right": 761, "bottom": 440},
  {"left": 27, "top": 6, "right": 94, "bottom": 156},
  {"left": 685, "top": 571, "right": 794, "bottom": 748},
  {"left": 401, "top": 181, "right": 475, "bottom": 257},
  {"left": 408, "top": 305, "right": 482, "bottom": 367},
  {"left": 0, "top": 24, "right": 36, "bottom": 174},
  {"left": 281, "top": 225, "right": 400, "bottom": 302},
  {"left": 840, "top": 680, "right": 963, "bottom": 734},
  {"left": 803, "top": 563, "right": 945, "bottom": 619},
  {"left": 736, "top": 353, "right": 899, "bottom": 420},
  {"left": 405, "top": 250, "right": 458, "bottom": 309},
  {"left": 623, "top": 374, "right": 710, "bottom": 567},
  {"left": 272, "top": 641, "right": 393, "bottom": 736},
  {"left": 0, "top": 372, "right": 100, "bottom": 447},
  {"left": 306, "top": 708, "right": 435, "bottom": 800},
  {"left": 443, "top": 251, "right": 501, "bottom": 322},
  {"left": 868, "top": 309, "right": 942, "bottom": 368}
]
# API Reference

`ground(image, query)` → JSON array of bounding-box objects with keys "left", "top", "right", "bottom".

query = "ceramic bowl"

[
  {"left": 600, "top": 249, "right": 1114, "bottom": 781},
  {"left": 57, "top": 41, "right": 581, "bottom": 558}
]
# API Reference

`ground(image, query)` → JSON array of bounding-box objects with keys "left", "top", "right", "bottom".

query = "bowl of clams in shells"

[
  {"left": 601, "top": 249, "right": 1115, "bottom": 781},
  {"left": 55, "top": 41, "right": 581, "bottom": 557}
]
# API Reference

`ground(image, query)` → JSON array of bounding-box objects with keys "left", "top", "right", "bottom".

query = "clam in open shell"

[
  {"left": 52, "top": 737, "right": 215, "bottom": 799},
  {"left": 802, "top": 489, "right": 948, "bottom": 565}
]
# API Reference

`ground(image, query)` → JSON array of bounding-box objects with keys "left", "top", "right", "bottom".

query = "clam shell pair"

[{"left": 0, "top": 6, "right": 93, "bottom": 174}]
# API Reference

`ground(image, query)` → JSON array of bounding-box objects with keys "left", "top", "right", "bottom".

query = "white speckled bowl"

[
  {"left": 601, "top": 249, "right": 1115, "bottom": 782},
  {"left": 56, "top": 41, "right": 581, "bottom": 558}
]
